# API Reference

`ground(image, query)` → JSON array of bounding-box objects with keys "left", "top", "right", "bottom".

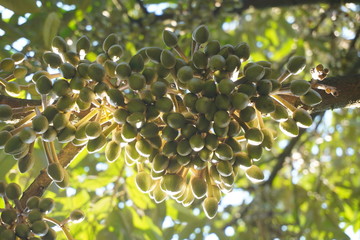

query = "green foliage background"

[{"left": 0, "top": 0, "right": 359, "bottom": 239}]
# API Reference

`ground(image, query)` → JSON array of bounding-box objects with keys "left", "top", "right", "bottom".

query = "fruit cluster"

[
  {"left": 0, "top": 181, "right": 84, "bottom": 240},
  {"left": 0, "top": 25, "right": 323, "bottom": 219}
]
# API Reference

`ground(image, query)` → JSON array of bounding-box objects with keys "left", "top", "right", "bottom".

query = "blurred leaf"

[
  {"left": 0, "top": 0, "right": 39, "bottom": 14},
  {"left": 43, "top": 12, "right": 61, "bottom": 48}
]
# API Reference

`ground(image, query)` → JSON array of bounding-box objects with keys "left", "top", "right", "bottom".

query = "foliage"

[{"left": 0, "top": 1, "right": 359, "bottom": 239}]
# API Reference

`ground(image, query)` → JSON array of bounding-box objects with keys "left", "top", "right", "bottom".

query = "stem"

[
  {"left": 42, "top": 141, "right": 53, "bottom": 164},
  {"left": 43, "top": 216, "right": 75, "bottom": 240},
  {"left": 232, "top": 113, "right": 250, "bottom": 131},
  {"left": 12, "top": 106, "right": 37, "bottom": 114},
  {"left": 204, "top": 165, "right": 214, "bottom": 197},
  {"left": 0, "top": 77, "right": 7, "bottom": 87},
  {"left": 49, "top": 142, "right": 59, "bottom": 163},
  {"left": 5, "top": 74, "right": 15, "bottom": 81},
  {"left": 277, "top": 70, "right": 292, "bottom": 83},
  {"left": 103, "top": 122, "right": 118, "bottom": 136},
  {"left": 74, "top": 109, "right": 98, "bottom": 128},
  {"left": 256, "top": 110, "right": 265, "bottom": 129},
  {"left": 10, "top": 122, "right": 32, "bottom": 135},
  {"left": 271, "top": 94, "right": 297, "bottom": 112},
  {"left": 14, "top": 111, "right": 36, "bottom": 128},
  {"left": 173, "top": 45, "right": 188, "bottom": 63}
]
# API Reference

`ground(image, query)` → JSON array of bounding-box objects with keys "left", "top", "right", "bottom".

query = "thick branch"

[
  {"left": 281, "top": 74, "right": 360, "bottom": 112},
  {"left": 20, "top": 143, "right": 84, "bottom": 207},
  {"left": 0, "top": 95, "right": 41, "bottom": 108}
]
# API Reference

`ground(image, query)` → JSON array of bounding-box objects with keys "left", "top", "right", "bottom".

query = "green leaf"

[
  {"left": 0, "top": 0, "right": 39, "bottom": 14},
  {"left": 43, "top": 12, "right": 61, "bottom": 48}
]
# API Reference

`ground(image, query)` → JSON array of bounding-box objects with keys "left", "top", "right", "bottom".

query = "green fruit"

[
  {"left": 214, "top": 110, "right": 231, "bottom": 128},
  {"left": 244, "top": 64, "right": 265, "bottom": 82},
  {"left": 116, "top": 62, "right": 131, "bottom": 79},
  {"left": 230, "top": 92, "right": 248, "bottom": 111},
  {"left": 293, "top": 108, "right": 313, "bottom": 128},
  {"left": 300, "top": 89, "right": 322, "bottom": 106},
  {"left": 127, "top": 112, "right": 145, "bottom": 128},
  {"left": 176, "top": 139, "right": 192, "bottom": 156},
  {"left": 205, "top": 133, "right": 219, "bottom": 151},
  {"left": 233, "top": 152, "right": 251, "bottom": 168},
  {"left": 1, "top": 209, "right": 17, "bottom": 225},
  {"left": 256, "top": 79, "right": 272, "bottom": 95},
  {"left": 55, "top": 168, "right": 70, "bottom": 189},
  {"left": 190, "top": 177, "right": 207, "bottom": 199},
  {"left": 155, "top": 97, "right": 173, "bottom": 112},
  {"left": 18, "top": 154, "right": 35, "bottom": 173},
  {"left": 226, "top": 54, "right": 241, "bottom": 72},
  {"left": 199, "top": 148, "right": 213, "bottom": 161},
  {"left": 28, "top": 209, "right": 43, "bottom": 223},
  {"left": 47, "top": 162, "right": 65, "bottom": 182},
  {"left": 11, "top": 52, "right": 26, "bottom": 63},
  {"left": 87, "top": 134, "right": 106, "bottom": 153},
  {"left": 113, "top": 108, "right": 129, "bottom": 125},
  {"left": 290, "top": 80, "right": 311, "bottom": 96},
  {"left": 0, "top": 58, "right": 15, "bottom": 72},
  {"left": 270, "top": 104, "right": 289, "bottom": 122},
  {"left": 106, "top": 89, "right": 125, "bottom": 107},
  {"left": 202, "top": 80, "right": 217, "bottom": 98},
  {"left": 107, "top": 44, "right": 123, "bottom": 61},
  {"left": 43, "top": 52, "right": 62, "bottom": 68},
  {"left": 42, "top": 126, "right": 59, "bottom": 142},
  {"left": 247, "top": 144, "right": 263, "bottom": 160},
  {"left": 161, "top": 174, "right": 185, "bottom": 194},
  {"left": 88, "top": 63, "right": 105, "bottom": 82},
  {"left": 76, "top": 35, "right": 91, "bottom": 54},
  {"left": 221, "top": 172, "right": 235, "bottom": 187},
  {"left": 166, "top": 112, "right": 186, "bottom": 129},
  {"left": 5, "top": 81, "right": 21, "bottom": 96},
  {"left": 59, "top": 63, "right": 76, "bottom": 80},
  {"left": 187, "top": 77, "right": 204, "bottom": 94},
  {"left": 35, "top": 75, "right": 52, "bottom": 94},
  {"left": 13, "top": 66, "right": 28, "bottom": 79},
  {"left": 255, "top": 95, "right": 275, "bottom": 114},
  {"left": 103, "top": 33, "right": 118, "bottom": 52},
  {"left": 52, "top": 36, "right": 67, "bottom": 53},
  {"left": 0, "top": 131, "right": 12, "bottom": 149},
  {"left": 286, "top": 56, "right": 306, "bottom": 74},
  {"left": 128, "top": 73, "right": 146, "bottom": 90},
  {"left": 32, "top": 115, "right": 49, "bottom": 134},
  {"left": 150, "top": 81, "right": 167, "bottom": 98},
  {"left": 280, "top": 118, "right": 299, "bottom": 137},
  {"left": 135, "top": 139, "right": 153, "bottom": 157},
  {"left": 0, "top": 104, "right": 12, "bottom": 121},
  {"left": 160, "top": 49, "right": 176, "bottom": 69},
  {"left": 26, "top": 196, "right": 40, "bottom": 210},
  {"left": 162, "top": 30, "right": 178, "bottom": 48},
  {"left": 65, "top": 51, "right": 80, "bottom": 65},
  {"left": 209, "top": 55, "right": 225, "bottom": 70},
  {"left": 234, "top": 42, "right": 250, "bottom": 62},
  {"left": 218, "top": 78, "right": 235, "bottom": 95},
  {"left": 39, "top": 198, "right": 55, "bottom": 213},
  {"left": 5, "top": 182, "right": 22, "bottom": 200},
  {"left": 202, "top": 197, "right": 218, "bottom": 219},
  {"left": 177, "top": 66, "right": 193, "bottom": 83},
  {"left": 240, "top": 106, "right": 256, "bottom": 122},
  {"left": 195, "top": 97, "right": 212, "bottom": 113},
  {"left": 104, "top": 60, "right": 117, "bottom": 77},
  {"left": 161, "top": 126, "right": 178, "bottom": 141},
  {"left": 152, "top": 183, "right": 168, "bottom": 203},
  {"left": 15, "top": 223, "right": 30, "bottom": 238},
  {"left": 216, "top": 160, "right": 233, "bottom": 177},
  {"left": 31, "top": 220, "right": 49, "bottom": 237},
  {"left": 52, "top": 79, "right": 70, "bottom": 97},
  {"left": 245, "top": 128, "right": 264, "bottom": 145},
  {"left": 4, "top": 135, "right": 27, "bottom": 155},
  {"left": 192, "top": 25, "right": 209, "bottom": 44},
  {"left": 129, "top": 54, "right": 144, "bottom": 72},
  {"left": 146, "top": 47, "right": 163, "bottom": 63},
  {"left": 85, "top": 122, "right": 102, "bottom": 140},
  {"left": 215, "top": 94, "right": 231, "bottom": 110},
  {"left": 42, "top": 227, "right": 57, "bottom": 240},
  {"left": 245, "top": 165, "right": 264, "bottom": 181},
  {"left": 56, "top": 95, "right": 75, "bottom": 112},
  {"left": 69, "top": 210, "right": 85, "bottom": 223},
  {"left": 215, "top": 143, "right": 233, "bottom": 160},
  {"left": 143, "top": 67, "right": 158, "bottom": 84},
  {"left": 53, "top": 113, "right": 68, "bottom": 131},
  {"left": 162, "top": 141, "right": 177, "bottom": 157},
  {"left": 152, "top": 154, "right": 169, "bottom": 173},
  {"left": 213, "top": 123, "right": 228, "bottom": 137},
  {"left": 224, "top": 137, "right": 242, "bottom": 153},
  {"left": 192, "top": 51, "right": 207, "bottom": 69},
  {"left": 228, "top": 120, "right": 241, "bottom": 137},
  {"left": 205, "top": 40, "right": 220, "bottom": 56},
  {"left": 135, "top": 172, "right": 153, "bottom": 193},
  {"left": 261, "top": 128, "right": 274, "bottom": 150},
  {"left": 121, "top": 123, "right": 137, "bottom": 142},
  {"left": 189, "top": 134, "right": 205, "bottom": 152},
  {"left": 57, "top": 125, "right": 76, "bottom": 143}
]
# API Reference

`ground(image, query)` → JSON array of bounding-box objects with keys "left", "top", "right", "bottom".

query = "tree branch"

[
  {"left": 0, "top": 95, "right": 41, "bottom": 108},
  {"left": 281, "top": 74, "right": 360, "bottom": 113},
  {"left": 20, "top": 143, "right": 84, "bottom": 207}
]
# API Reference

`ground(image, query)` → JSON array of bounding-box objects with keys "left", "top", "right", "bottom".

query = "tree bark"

[{"left": 281, "top": 74, "right": 360, "bottom": 112}]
